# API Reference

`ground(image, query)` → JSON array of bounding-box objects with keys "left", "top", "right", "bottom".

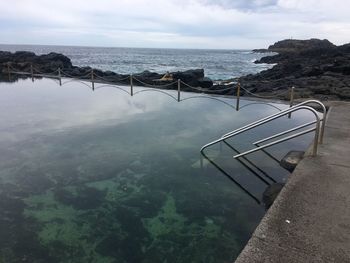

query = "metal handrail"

[
  {"left": 221, "top": 99, "right": 326, "bottom": 143},
  {"left": 248, "top": 100, "right": 326, "bottom": 170},
  {"left": 233, "top": 126, "right": 317, "bottom": 158},
  {"left": 253, "top": 120, "right": 317, "bottom": 145},
  {"left": 289, "top": 100, "right": 326, "bottom": 143},
  {"left": 201, "top": 105, "right": 321, "bottom": 157}
]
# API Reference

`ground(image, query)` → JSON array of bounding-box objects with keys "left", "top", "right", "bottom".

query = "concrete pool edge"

[{"left": 234, "top": 101, "right": 350, "bottom": 262}]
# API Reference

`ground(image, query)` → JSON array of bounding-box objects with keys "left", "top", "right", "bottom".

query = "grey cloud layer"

[
  {"left": 201, "top": 0, "right": 279, "bottom": 10},
  {"left": 0, "top": 0, "right": 349, "bottom": 48}
]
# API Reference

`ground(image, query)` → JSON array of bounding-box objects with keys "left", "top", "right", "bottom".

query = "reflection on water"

[{"left": 0, "top": 78, "right": 314, "bottom": 262}]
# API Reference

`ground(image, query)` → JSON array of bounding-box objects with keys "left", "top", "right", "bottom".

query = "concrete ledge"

[{"left": 235, "top": 102, "right": 350, "bottom": 263}]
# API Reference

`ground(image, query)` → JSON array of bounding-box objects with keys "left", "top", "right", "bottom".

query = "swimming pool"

[{"left": 0, "top": 78, "right": 315, "bottom": 262}]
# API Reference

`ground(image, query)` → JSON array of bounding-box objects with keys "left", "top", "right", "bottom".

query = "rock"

[
  {"left": 339, "top": 43, "right": 350, "bottom": 53},
  {"left": 0, "top": 51, "right": 12, "bottom": 63},
  {"left": 70, "top": 67, "right": 83, "bottom": 76},
  {"left": 130, "top": 69, "right": 214, "bottom": 90},
  {"left": 136, "top": 70, "right": 162, "bottom": 80},
  {"left": 207, "top": 82, "right": 237, "bottom": 95},
  {"left": 252, "top": 49, "right": 270, "bottom": 53},
  {"left": 92, "top": 68, "right": 104, "bottom": 77},
  {"left": 36, "top": 52, "right": 72, "bottom": 68},
  {"left": 12, "top": 51, "right": 36, "bottom": 62},
  {"left": 280, "top": 151, "right": 305, "bottom": 172},
  {"left": 133, "top": 70, "right": 163, "bottom": 85},
  {"left": 173, "top": 69, "right": 206, "bottom": 88},
  {"left": 198, "top": 77, "right": 213, "bottom": 89},
  {"left": 104, "top": 70, "right": 116, "bottom": 76},
  {"left": 0, "top": 51, "right": 74, "bottom": 80},
  {"left": 262, "top": 183, "right": 285, "bottom": 209}
]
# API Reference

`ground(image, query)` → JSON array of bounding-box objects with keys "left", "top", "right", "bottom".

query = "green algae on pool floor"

[
  {"left": 0, "top": 79, "right": 315, "bottom": 262},
  {"left": 21, "top": 156, "right": 260, "bottom": 262}
]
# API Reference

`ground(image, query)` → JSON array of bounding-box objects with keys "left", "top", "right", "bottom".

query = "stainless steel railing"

[
  {"left": 221, "top": 100, "right": 326, "bottom": 143},
  {"left": 201, "top": 100, "right": 326, "bottom": 161}
]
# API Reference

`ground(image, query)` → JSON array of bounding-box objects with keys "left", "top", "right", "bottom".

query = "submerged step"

[{"left": 280, "top": 150, "right": 305, "bottom": 172}]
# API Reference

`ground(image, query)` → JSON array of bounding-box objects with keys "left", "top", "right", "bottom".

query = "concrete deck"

[{"left": 235, "top": 102, "right": 350, "bottom": 262}]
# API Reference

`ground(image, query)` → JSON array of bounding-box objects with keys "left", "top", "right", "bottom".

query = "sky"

[{"left": 0, "top": 0, "right": 349, "bottom": 49}]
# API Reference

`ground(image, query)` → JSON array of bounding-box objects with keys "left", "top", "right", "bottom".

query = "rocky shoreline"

[
  {"left": 1, "top": 38, "right": 350, "bottom": 100},
  {"left": 245, "top": 39, "right": 350, "bottom": 100},
  {"left": 0, "top": 51, "right": 236, "bottom": 95}
]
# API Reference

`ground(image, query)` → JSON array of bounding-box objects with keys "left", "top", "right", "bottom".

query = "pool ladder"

[{"left": 200, "top": 100, "right": 327, "bottom": 166}]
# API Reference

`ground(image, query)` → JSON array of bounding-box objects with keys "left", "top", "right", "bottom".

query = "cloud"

[
  {"left": 0, "top": 0, "right": 349, "bottom": 48},
  {"left": 200, "top": 0, "right": 279, "bottom": 11}
]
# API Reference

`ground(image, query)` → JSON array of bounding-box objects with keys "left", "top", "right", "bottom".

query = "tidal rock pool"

[{"left": 0, "top": 78, "right": 314, "bottom": 262}]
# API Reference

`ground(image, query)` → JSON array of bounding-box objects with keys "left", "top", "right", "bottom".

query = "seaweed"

[
  {"left": 53, "top": 186, "right": 106, "bottom": 210},
  {"left": 0, "top": 194, "right": 57, "bottom": 263}
]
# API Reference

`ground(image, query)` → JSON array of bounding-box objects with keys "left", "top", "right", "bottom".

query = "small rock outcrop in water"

[
  {"left": 0, "top": 51, "right": 217, "bottom": 92},
  {"left": 242, "top": 39, "right": 350, "bottom": 100},
  {"left": 280, "top": 150, "right": 305, "bottom": 172}
]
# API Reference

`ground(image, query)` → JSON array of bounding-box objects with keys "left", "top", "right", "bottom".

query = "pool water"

[{"left": 0, "top": 78, "right": 314, "bottom": 263}]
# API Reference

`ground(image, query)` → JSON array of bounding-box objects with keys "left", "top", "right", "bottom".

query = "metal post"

[
  {"left": 200, "top": 155, "right": 203, "bottom": 169},
  {"left": 91, "top": 69, "right": 95, "bottom": 91},
  {"left": 288, "top": 86, "right": 295, "bottom": 118},
  {"left": 177, "top": 79, "right": 181, "bottom": 102},
  {"left": 58, "top": 68, "right": 62, "bottom": 86},
  {"left": 30, "top": 63, "right": 34, "bottom": 82},
  {"left": 7, "top": 63, "right": 11, "bottom": 81},
  {"left": 312, "top": 121, "right": 320, "bottom": 157},
  {"left": 236, "top": 82, "right": 241, "bottom": 111},
  {"left": 130, "top": 74, "right": 133, "bottom": 96}
]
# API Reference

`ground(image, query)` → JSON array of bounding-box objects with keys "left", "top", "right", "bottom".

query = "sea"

[{"left": 0, "top": 44, "right": 273, "bottom": 80}]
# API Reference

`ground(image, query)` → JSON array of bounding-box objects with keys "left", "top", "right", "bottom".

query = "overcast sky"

[{"left": 0, "top": 0, "right": 349, "bottom": 49}]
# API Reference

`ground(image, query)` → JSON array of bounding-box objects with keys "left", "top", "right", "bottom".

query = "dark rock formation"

[
  {"left": 0, "top": 51, "right": 74, "bottom": 82},
  {"left": 240, "top": 39, "right": 350, "bottom": 100},
  {"left": 1, "top": 51, "right": 72, "bottom": 69},
  {"left": 132, "top": 69, "right": 214, "bottom": 91}
]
